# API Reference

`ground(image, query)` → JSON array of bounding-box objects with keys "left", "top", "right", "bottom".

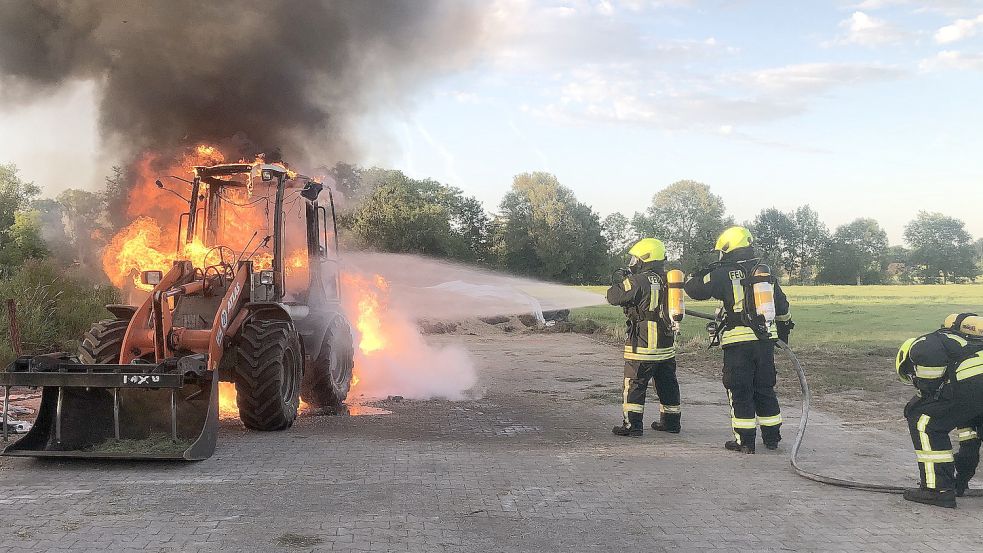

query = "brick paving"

[{"left": 1, "top": 332, "right": 981, "bottom": 552}]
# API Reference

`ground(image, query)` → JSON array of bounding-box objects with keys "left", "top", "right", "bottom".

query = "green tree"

[
  {"left": 449, "top": 195, "right": 491, "bottom": 264},
  {"left": 493, "top": 172, "right": 608, "bottom": 283},
  {"left": 57, "top": 189, "right": 107, "bottom": 267},
  {"left": 347, "top": 169, "right": 486, "bottom": 262},
  {"left": 103, "top": 165, "right": 130, "bottom": 233},
  {"left": 973, "top": 238, "right": 983, "bottom": 275},
  {"left": 749, "top": 208, "right": 795, "bottom": 279},
  {"left": 903, "top": 211, "right": 980, "bottom": 283},
  {"left": 632, "top": 180, "right": 730, "bottom": 272},
  {"left": 787, "top": 206, "right": 830, "bottom": 284},
  {"left": 0, "top": 164, "right": 40, "bottom": 232},
  {"left": 602, "top": 212, "right": 637, "bottom": 256},
  {"left": 817, "top": 218, "right": 888, "bottom": 284},
  {"left": 0, "top": 210, "right": 48, "bottom": 268},
  {"left": 31, "top": 198, "right": 72, "bottom": 263}
]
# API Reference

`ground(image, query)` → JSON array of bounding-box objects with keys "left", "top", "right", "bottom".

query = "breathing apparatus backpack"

[
  {"left": 944, "top": 313, "right": 983, "bottom": 340},
  {"left": 933, "top": 314, "right": 983, "bottom": 397},
  {"left": 714, "top": 260, "right": 776, "bottom": 341},
  {"left": 623, "top": 270, "right": 674, "bottom": 343}
]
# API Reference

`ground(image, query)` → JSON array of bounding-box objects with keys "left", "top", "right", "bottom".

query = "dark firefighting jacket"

[
  {"left": 683, "top": 253, "right": 790, "bottom": 348},
  {"left": 901, "top": 331, "right": 983, "bottom": 396},
  {"left": 606, "top": 268, "right": 675, "bottom": 361}
]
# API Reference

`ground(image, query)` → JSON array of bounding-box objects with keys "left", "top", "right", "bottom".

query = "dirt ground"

[{"left": 1, "top": 327, "right": 981, "bottom": 552}]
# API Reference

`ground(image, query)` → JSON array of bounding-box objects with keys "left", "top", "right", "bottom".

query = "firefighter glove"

[{"left": 777, "top": 320, "right": 794, "bottom": 344}]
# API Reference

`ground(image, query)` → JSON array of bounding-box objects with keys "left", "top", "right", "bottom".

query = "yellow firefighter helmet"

[
  {"left": 714, "top": 226, "right": 753, "bottom": 254},
  {"left": 942, "top": 313, "right": 983, "bottom": 339},
  {"left": 896, "top": 337, "right": 917, "bottom": 384},
  {"left": 628, "top": 238, "right": 666, "bottom": 265}
]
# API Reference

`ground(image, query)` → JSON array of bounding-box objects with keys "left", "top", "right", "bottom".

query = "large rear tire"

[
  {"left": 233, "top": 320, "right": 302, "bottom": 431},
  {"left": 300, "top": 316, "right": 355, "bottom": 411},
  {"left": 78, "top": 318, "right": 130, "bottom": 364}
]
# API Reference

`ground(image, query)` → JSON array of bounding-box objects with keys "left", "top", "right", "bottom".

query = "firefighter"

[
  {"left": 896, "top": 313, "right": 983, "bottom": 508},
  {"left": 606, "top": 238, "right": 681, "bottom": 437},
  {"left": 683, "top": 226, "right": 792, "bottom": 453}
]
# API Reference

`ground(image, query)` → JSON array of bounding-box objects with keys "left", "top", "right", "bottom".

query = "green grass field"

[{"left": 574, "top": 284, "right": 983, "bottom": 352}]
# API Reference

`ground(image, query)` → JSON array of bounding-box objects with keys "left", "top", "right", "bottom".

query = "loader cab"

[{"left": 181, "top": 163, "right": 340, "bottom": 306}]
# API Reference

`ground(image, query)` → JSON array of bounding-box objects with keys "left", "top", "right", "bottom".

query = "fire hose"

[{"left": 683, "top": 308, "right": 983, "bottom": 496}]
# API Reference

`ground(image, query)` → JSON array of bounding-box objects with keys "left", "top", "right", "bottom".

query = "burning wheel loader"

[{"left": 0, "top": 163, "right": 355, "bottom": 460}]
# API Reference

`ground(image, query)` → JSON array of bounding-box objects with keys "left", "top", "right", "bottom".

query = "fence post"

[{"left": 6, "top": 298, "right": 21, "bottom": 356}]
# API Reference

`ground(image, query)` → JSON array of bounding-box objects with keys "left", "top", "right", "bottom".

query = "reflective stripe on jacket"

[{"left": 606, "top": 270, "right": 675, "bottom": 361}]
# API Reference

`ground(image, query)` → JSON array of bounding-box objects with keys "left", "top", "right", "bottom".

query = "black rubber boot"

[
  {"left": 612, "top": 424, "right": 642, "bottom": 437},
  {"left": 955, "top": 479, "right": 970, "bottom": 498},
  {"left": 761, "top": 426, "right": 781, "bottom": 450},
  {"left": 725, "top": 440, "right": 754, "bottom": 454},
  {"left": 651, "top": 413, "right": 681, "bottom": 433},
  {"left": 903, "top": 487, "right": 956, "bottom": 508}
]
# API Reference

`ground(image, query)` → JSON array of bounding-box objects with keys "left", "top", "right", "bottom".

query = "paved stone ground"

[{"left": 1, "top": 332, "right": 982, "bottom": 552}]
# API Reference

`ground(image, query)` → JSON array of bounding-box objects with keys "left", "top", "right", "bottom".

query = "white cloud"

[
  {"left": 477, "top": 1, "right": 905, "bottom": 142},
  {"left": 935, "top": 14, "right": 983, "bottom": 43},
  {"left": 538, "top": 62, "right": 904, "bottom": 132},
  {"left": 849, "top": 0, "right": 983, "bottom": 17},
  {"left": 828, "top": 11, "right": 906, "bottom": 46},
  {"left": 920, "top": 49, "right": 983, "bottom": 70},
  {"left": 737, "top": 63, "right": 904, "bottom": 96}
]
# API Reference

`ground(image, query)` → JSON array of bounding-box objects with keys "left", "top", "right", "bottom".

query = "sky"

[{"left": 2, "top": 0, "right": 982, "bottom": 245}]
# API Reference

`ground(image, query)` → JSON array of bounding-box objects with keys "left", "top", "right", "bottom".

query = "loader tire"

[
  {"left": 78, "top": 318, "right": 130, "bottom": 364},
  {"left": 233, "top": 320, "right": 302, "bottom": 431},
  {"left": 301, "top": 316, "right": 355, "bottom": 411}
]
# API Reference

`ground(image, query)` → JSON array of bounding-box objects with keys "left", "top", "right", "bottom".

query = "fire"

[
  {"left": 285, "top": 250, "right": 308, "bottom": 276},
  {"left": 99, "top": 142, "right": 393, "bottom": 420},
  {"left": 218, "top": 382, "right": 239, "bottom": 419},
  {"left": 99, "top": 143, "right": 314, "bottom": 291},
  {"left": 218, "top": 381, "right": 309, "bottom": 421},
  {"left": 101, "top": 217, "right": 245, "bottom": 290},
  {"left": 102, "top": 217, "right": 175, "bottom": 289},
  {"left": 342, "top": 273, "right": 389, "bottom": 355}
]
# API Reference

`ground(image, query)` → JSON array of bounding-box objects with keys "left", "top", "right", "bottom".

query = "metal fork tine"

[
  {"left": 170, "top": 389, "right": 178, "bottom": 441},
  {"left": 113, "top": 388, "right": 120, "bottom": 440},
  {"left": 56, "top": 386, "right": 64, "bottom": 444},
  {"left": 2, "top": 385, "right": 9, "bottom": 442}
]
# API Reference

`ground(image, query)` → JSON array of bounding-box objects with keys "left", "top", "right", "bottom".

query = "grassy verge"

[
  {"left": 571, "top": 284, "right": 983, "bottom": 397},
  {"left": 574, "top": 284, "right": 983, "bottom": 351}
]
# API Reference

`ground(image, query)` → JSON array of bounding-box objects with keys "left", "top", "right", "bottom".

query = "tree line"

[{"left": 1, "top": 161, "right": 981, "bottom": 285}]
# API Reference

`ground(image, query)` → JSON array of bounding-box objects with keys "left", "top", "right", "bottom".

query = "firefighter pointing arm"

[
  {"left": 896, "top": 313, "right": 983, "bottom": 508},
  {"left": 683, "top": 226, "right": 792, "bottom": 454},
  {"left": 606, "top": 238, "right": 682, "bottom": 437}
]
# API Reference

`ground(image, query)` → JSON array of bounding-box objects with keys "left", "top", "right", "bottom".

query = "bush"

[{"left": 0, "top": 260, "right": 120, "bottom": 364}]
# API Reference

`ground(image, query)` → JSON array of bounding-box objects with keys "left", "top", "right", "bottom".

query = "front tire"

[
  {"left": 233, "top": 320, "right": 302, "bottom": 431},
  {"left": 78, "top": 318, "right": 130, "bottom": 364},
  {"left": 300, "top": 316, "right": 355, "bottom": 411}
]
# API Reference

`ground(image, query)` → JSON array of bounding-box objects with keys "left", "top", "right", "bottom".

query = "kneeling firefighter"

[
  {"left": 606, "top": 238, "right": 682, "bottom": 437},
  {"left": 683, "top": 226, "right": 792, "bottom": 454},
  {"left": 896, "top": 313, "right": 983, "bottom": 508}
]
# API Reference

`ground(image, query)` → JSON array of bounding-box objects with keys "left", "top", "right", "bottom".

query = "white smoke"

[
  {"left": 342, "top": 251, "right": 604, "bottom": 320},
  {"left": 339, "top": 251, "right": 605, "bottom": 402}
]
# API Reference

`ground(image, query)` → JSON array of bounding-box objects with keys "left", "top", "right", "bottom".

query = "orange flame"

[
  {"left": 218, "top": 382, "right": 239, "bottom": 420},
  {"left": 218, "top": 381, "right": 309, "bottom": 421},
  {"left": 100, "top": 143, "right": 312, "bottom": 291},
  {"left": 342, "top": 273, "right": 389, "bottom": 355},
  {"left": 99, "top": 143, "right": 332, "bottom": 422}
]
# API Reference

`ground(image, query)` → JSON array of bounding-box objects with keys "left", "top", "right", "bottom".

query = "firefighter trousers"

[
  {"left": 955, "top": 416, "right": 982, "bottom": 489},
  {"left": 906, "top": 379, "right": 983, "bottom": 490},
  {"left": 722, "top": 340, "right": 782, "bottom": 446},
  {"left": 622, "top": 359, "right": 680, "bottom": 429}
]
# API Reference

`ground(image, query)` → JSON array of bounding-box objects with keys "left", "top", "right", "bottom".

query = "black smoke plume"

[{"left": 0, "top": 0, "right": 481, "bottom": 162}]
